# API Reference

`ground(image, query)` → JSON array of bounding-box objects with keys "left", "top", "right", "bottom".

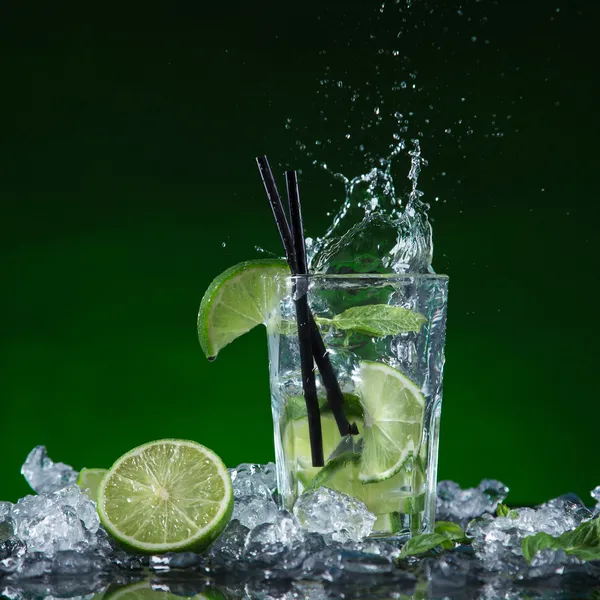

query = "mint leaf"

[
  {"left": 399, "top": 522, "right": 468, "bottom": 559},
  {"left": 522, "top": 532, "right": 559, "bottom": 562},
  {"left": 497, "top": 504, "right": 519, "bottom": 519},
  {"left": 434, "top": 521, "right": 468, "bottom": 543},
  {"left": 522, "top": 519, "right": 600, "bottom": 562},
  {"left": 320, "top": 305, "right": 427, "bottom": 337},
  {"left": 399, "top": 533, "right": 449, "bottom": 558}
]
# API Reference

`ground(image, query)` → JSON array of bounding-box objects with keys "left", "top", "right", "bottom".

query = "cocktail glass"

[{"left": 267, "top": 273, "right": 448, "bottom": 538}]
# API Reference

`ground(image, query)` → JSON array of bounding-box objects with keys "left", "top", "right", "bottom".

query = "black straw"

[
  {"left": 310, "top": 316, "right": 359, "bottom": 436},
  {"left": 256, "top": 156, "right": 357, "bottom": 466},
  {"left": 256, "top": 157, "right": 296, "bottom": 271},
  {"left": 286, "top": 170, "right": 324, "bottom": 467}
]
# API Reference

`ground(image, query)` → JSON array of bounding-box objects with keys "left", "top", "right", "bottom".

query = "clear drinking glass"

[{"left": 266, "top": 274, "right": 448, "bottom": 538}]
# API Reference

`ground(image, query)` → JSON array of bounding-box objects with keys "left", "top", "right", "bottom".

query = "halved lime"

[
  {"left": 104, "top": 580, "right": 225, "bottom": 600},
  {"left": 197, "top": 259, "right": 289, "bottom": 360},
  {"left": 356, "top": 361, "right": 425, "bottom": 484},
  {"left": 76, "top": 468, "right": 107, "bottom": 501},
  {"left": 97, "top": 439, "right": 233, "bottom": 554}
]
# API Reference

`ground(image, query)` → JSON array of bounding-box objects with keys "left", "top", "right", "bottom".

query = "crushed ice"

[{"left": 1, "top": 446, "right": 600, "bottom": 591}]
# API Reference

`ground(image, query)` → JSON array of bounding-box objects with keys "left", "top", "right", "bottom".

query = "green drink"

[{"left": 267, "top": 273, "right": 448, "bottom": 538}]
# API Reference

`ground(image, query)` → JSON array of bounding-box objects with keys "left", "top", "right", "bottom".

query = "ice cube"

[
  {"left": 233, "top": 496, "right": 280, "bottom": 530},
  {"left": 21, "top": 446, "right": 78, "bottom": 494},
  {"left": 0, "top": 538, "right": 26, "bottom": 561},
  {"left": 208, "top": 519, "right": 249, "bottom": 561},
  {"left": 230, "top": 463, "right": 277, "bottom": 500},
  {"left": 0, "top": 502, "right": 13, "bottom": 542},
  {"left": 246, "top": 511, "right": 303, "bottom": 550},
  {"left": 294, "top": 487, "right": 376, "bottom": 542},
  {"left": 244, "top": 511, "right": 305, "bottom": 563},
  {"left": 229, "top": 463, "right": 280, "bottom": 529},
  {"left": 436, "top": 479, "right": 508, "bottom": 527},
  {"left": 9, "top": 485, "right": 98, "bottom": 557},
  {"left": 0, "top": 502, "right": 11, "bottom": 520},
  {"left": 541, "top": 493, "right": 592, "bottom": 526}
]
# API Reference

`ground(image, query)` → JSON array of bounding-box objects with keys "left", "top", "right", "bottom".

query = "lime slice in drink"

[
  {"left": 97, "top": 439, "right": 233, "bottom": 554},
  {"left": 356, "top": 361, "right": 425, "bottom": 484},
  {"left": 76, "top": 468, "right": 108, "bottom": 501},
  {"left": 197, "top": 259, "right": 289, "bottom": 360},
  {"left": 283, "top": 413, "right": 345, "bottom": 487},
  {"left": 284, "top": 392, "right": 364, "bottom": 422},
  {"left": 309, "top": 451, "right": 362, "bottom": 497}
]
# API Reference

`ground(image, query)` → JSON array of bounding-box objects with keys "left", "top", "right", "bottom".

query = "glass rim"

[{"left": 283, "top": 272, "right": 449, "bottom": 281}]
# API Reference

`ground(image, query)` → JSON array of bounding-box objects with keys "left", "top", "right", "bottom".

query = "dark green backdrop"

[{"left": 1, "top": 1, "right": 598, "bottom": 505}]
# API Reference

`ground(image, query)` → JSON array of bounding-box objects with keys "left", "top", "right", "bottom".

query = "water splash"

[{"left": 308, "top": 139, "right": 433, "bottom": 275}]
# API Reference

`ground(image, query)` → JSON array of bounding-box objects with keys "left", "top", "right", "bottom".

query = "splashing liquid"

[{"left": 308, "top": 139, "right": 433, "bottom": 275}]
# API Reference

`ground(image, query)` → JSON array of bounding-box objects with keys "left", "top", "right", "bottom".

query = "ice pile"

[
  {"left": 0, "top": 447, "right": 112, "bottom": 578},
  {"left": 436, "top": 479, "right": 509, "bottom": 528},
  {"left": 466, "top": 493, "right": 593, "bottom": 574},
  {"left": 21, "top": 446, "right": 78, "bottom": 494},
  {"left": 2, "top": 446, "right": 600, "bottom": 591},
  {"left": 205, "top": 463, "right": 387, "bottom": 575}
]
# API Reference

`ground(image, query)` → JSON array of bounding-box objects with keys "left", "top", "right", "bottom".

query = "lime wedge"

[
  {"left": 76, "top": 468, "right": 108, "bottom": 501},
  {"left": 97, "top": 439, "right": 233, "bottom": 554},
  {"left": 356, "top": 361, "right": 425, "bottom": 483},
  {"left": 197, "top": 259, "right": 289, "bottom": 360}
]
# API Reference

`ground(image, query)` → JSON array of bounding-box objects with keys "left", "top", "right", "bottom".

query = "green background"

[{"left": 1, "top": 1, "right": 598, "bottom": 505}]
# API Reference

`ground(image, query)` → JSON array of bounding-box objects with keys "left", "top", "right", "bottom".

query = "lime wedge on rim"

[
  {"left": 97, "top": 439, "right": 233, "bottom": 554},
  {"left": 197, "top": 259, "right": 289, "bottom": 360},
  {"left": 356, "top": 361, "right": 425, "bottom": 484},
  {"left": 76, "top": 467, "right": 108, "bottom": 501}
]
